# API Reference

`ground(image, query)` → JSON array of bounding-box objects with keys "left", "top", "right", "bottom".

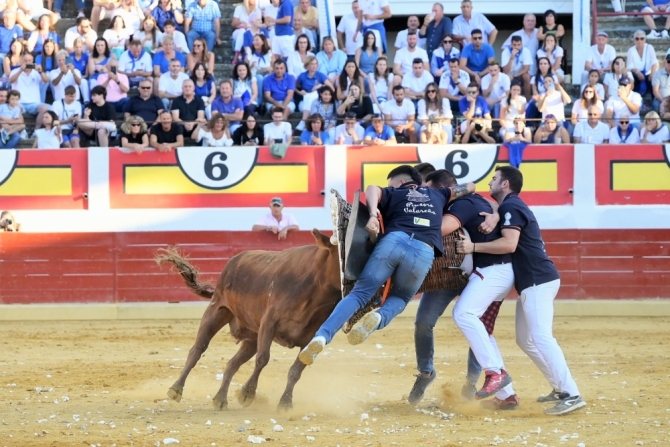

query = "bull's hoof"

[
  {"left": 277, "top": 398, "right": 293, "bottom": 411},
  {"left": 237, "top": 387, "right": 256, "bottom": 407},
  {"left": 167, "top": 386, "right": 183, "bottom": 403},
  {"left": 212, "top": 397, "right": 228, "bottom": 410}
]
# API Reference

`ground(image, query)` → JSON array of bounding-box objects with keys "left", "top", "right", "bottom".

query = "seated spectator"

[
  {"left": 159, "top": 20, "right": 189, "bottom": 53},
  {"left": 355, "top": 31, "right": 381, "bottom": 77},
  {"left": 402, "top": 58, "right": 435, "bottom": 104},
  {"left": 49, "top": 50, "right": 84, "bottom": 103},
  {"left": 501, "top": 35, "right": 531, "bottom": 97},
  {"left": 0, "top": 90, "right": 8, "bottom": 106},
  {"left": 263, "top": 59, "right": 296, "bottom": 120},
  {"left": 537, "top": 34, "right": 564, "bottom": 83},
  {"left": 571, "top": 84, "right": 604, "bottom": 127},
  {"left": 420, "top": 3, "right": 453, "bottom": 61},
  {"left": 439, "top": 57, "right": 470, "bottom": 112},
  {"left": 480, "top": 61, "right": 510, "bottom": 117},
  {"left": 640, "top": 110, "right": 670, "bottom": 142},
  {"left": 363, "top": 113, "right": 398, "bottom": 145},
  {"left": 36, "top": 39, "right": 57, "bottom": 102},
  {"left": 90, "top": 0, "right": 121, "bottom": 33},
  {"left": 124, "top": 77, "right": 164, "bottom": 123},
  {"left": 395, "top": 16, "right": 426, "bottom": 50},
  {"left": 184, "top": 0, "right": 221, "bottom": 52},
  {"left": 26, "top": 14, "right": 59, "bottom": 54},
  {"left": 113, "top": 0, "right": 145, "bottom": 35},
  {"left": 119, "top": 40, "right": 154, "bottom": 88},
  {"left": 231, "top": 0, "right": 260, "bottom": 58},
  {"left": 417, "top": 83, "right": 452, "bottom": 138},
  {"left": 606, "top": 77, "right": 642, "bottom": 127},
  {"left": 503, "top": 115, "right": 532, "bottom": 143},
  {"left": 316, "top": 36, "right": 346, "bottom": 84},
  {"left": 51, "top": 85, "right": 83, "bottom": 148},
  {"left": 458, "top": 81, "right": 492, "bottom": 131},
  {"left": 193, "top": 112, "right": 233, "bottom": 147},
  {"left": 263, "top": 105, "right": 292, "bottom": 145},
  {"left": 537, "top": 9, "right": 565, "bottom": 46},
  {"left": 336, "top": 60, "right": 365, "bottom": 101},
  {"left": 640, "top": 0, "right": 670, "bottom": 39},
  {"left": 501, "top": 14, "right": 539, "bottom": 80},
  {"left": 430, "top": 35, "right": 460, "bottom": 79},
  {"left": 69, "top": 38, "right": 90, "bottom": 98},
  {"left": 459, "top": 29, "right": 495, "bottom": 85},
  {"left": 583, "top": 31, "right": 616, "bottom": 86},
  {"left": 78, "top": 85, "right": 117, "bottom": 147},
  {"left": 300, "top": 113, "right": 332, "bottom": 145},
  {"left": 369, "top": 56, "right": 394, "bottom": 114},
  {"left": 33, "top": 111, "right": 62, "bottom": 148},
  {"left": 286, "top": 34, "right": 314, "bottom": 79},
  {"left": 0, "top": 211, "right": 19, "bottom": 232},
  {"left": 533, "top": 113, "right": 570, "bottom": 143},
  {"left": 152, "top": 36, "right": 186, "bottom": 84},
  {"left": 64, "top": 17, "right": 97, "bottom": 54},
  {"left": 608, "top": 114, "right": 640, "bottom": 144},
  {"left": 104, "top": 16, "right": 132, "bottom": 59},
  {"left": 499, "top": 81, "right": 527, "bottom": 138},
  {"left": 252, "top": 197, "right": 299, "bottom": 240},
  {"left": 150, "top": 110, "right": 184, "bottom": 151},
  {"left": 537, "top": 75, "right": 571, "bottom": 122},
  {"left": 627, "top": 30, "right": 658, "bottom": 96},
  {"left": 232, "top": 61, "right": 259, "bottom": 115},
  {"left": 291, "top": 14, "right": 316, "bottom": 50},
  {"left": 133, "top": 16, "right": 163, "bottom": 53},
  {"left": 334, "top": 111, "right": 365, "bottom": 144},
  {"left": 247, "top": 33, "right": 273, "bottom": 93},
  {"left": 171, "top": 78, "right": 205, "bottom": 138},
  {"left": 308, "top": 85, "right": 337, "bottom": 137},
  {"left": 158, "top": 58, "right": 189, "bottom": 109},
  {"left": 295, "top": 56, "right": 327, "bottom": 130},
  {"left": 573, "top": 106, "right": 610, "bottom": 143},
  {"left": 0, "top": 90, "right": 25, "bottom": 149},
  {"left": 420, "top": 115, "right": 449, "bottom": 144},
  {"left": 191, "top": 61, "right": 216, "bottom": 106},
  {"left": 461, "top": 117, "right": 495, "bottom": 143},
  {"left": 119, "top": 115, "right": 150, "bottom": 153},
  {"left": 603, "top": 57, "right": 634, "bottom": 100},
  {"left": 20, "top": 0, "right": 59, "bottom": 30},
  {"left": 270, "top": 0, "right": 295, "bottom": 61},
  {"left": 582, "top": 69, "right": 606, "bottom": 99},
  {"left": 151, "top": 0, "right": 184, "bottom": 32},
  {"left": 8, "top": 54, "right": 49, "bottom": 127},
  {"left": 95, "top": 57, "right": 129, "bottom": 112},
  {"left": 336, "top": 83, "right": 373, "bottom": 123},
  {"left": 393, "top": 31, "right": 429, "bottom": 81},
  {"left": 187, "top": 37, "right": 214, "bottom": 74},
  {"left": 452, "top": 0, "right": 497, "bottom": 45},
  {"left": 3, "top": 38, "right": 26, "bottom": 79},
  {"left": 210, "top": 79, "right": 244, "bottom": 132},
  {"left": 336, "top": 0, "right": 363, "bottom": 58},
  {"left": 88, "top": 38, "right": 111, "bottom": 89},
  {"left": 528, "top": 57, "right": 559, "bottom": 119},
  {"left": 652, "top": 54, "right": 670, "bottom": 113},
  {"left": 232, "top": 112, "right": 264, "bottom": 146},
  {"left": 383, "top": 85, "right": 416, "bottom": 143}
]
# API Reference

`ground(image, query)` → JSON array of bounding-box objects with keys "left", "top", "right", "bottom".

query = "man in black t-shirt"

[
  {"left": 171, "top": 79, "right": 206, "bottom": 138},
  {"left": 124, "top": 78, "right": 164, "bottom": 125},
  {"left": 76, "top": 85, "right": 118, "bottom": 147},
  {"left": 150, "top": 111, "right": 184, "bottom": 152},
  {"left": 457, "top": 166, "right": 586, "bottom": 416},
  {"left": 299, "top": 165, "right": 476, "bottom": 368}
]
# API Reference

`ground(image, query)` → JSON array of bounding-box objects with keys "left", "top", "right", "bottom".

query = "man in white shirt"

[
  {"left": 357, "top": 0, "right": 392, "bottom": 53},
  {"left": 119, "top": 40, "right": 154, "bottom": 87},
  {"left": 452, "top": 0, "right": 497, "bottom": 45},
  {"left": 8, "top": 54, "right": 49, "bottom": 128},
  {"left": 480, "top": 62, "right": 510, "bottom": 118},
  {"left": 158, "top": 58, "right": 190, "bottom": 110},
  {"left": 439, "top": 58, "right": 470, "bottom": 112},
  {"left": 335, "top": 112, "right": 365, "bottom": 144},
  {"left": 64, "top": 17, "right": 98, "bottom": 53},
  {"left": 652, "top": 54, "right": 670, "bottom": 112},
  {"left": 395, "top": 16, "right": 426, "bottom": 50},
  {"left": 606, "top": 77, "right": 642, "bottom": 126},
  {"left": 263, "top": 106, "right": 293, "bottom": 144},
  {"left": 49, "top": 50, "right": 83, "bottom": 102},
  {"left": 383, "top": 85, "right": 416, "bottom": 143},
  {"left": 501, "top": 35, "right": 532, "bottom": 98},
  {"left": 573, "top": 106, "right": 610, "bottom": 143},
  {"left": 51, "top": 85, "right": 84, "bottom": 148},
  {"left": 336, "top": 0, "right": 363, "bottom": 57},
  {"left": 158, "top": 20, "right": 190, "bottom": 53},
  {"left": 252, "top": 197, "right": 300, "bottom": 240},
  {"left": 393, "top": 32, "right": 429, "bottom": 81},
  {"left": 292, "top": 14, "right": 316, "bottom": 49},
  {"left": 582, "top": 31, "right": 616, "bottom": 85},
  {"left": 402, "top": 58, "right": 434, "bottom": 103},
  {"left": 500, "top": 14, "right": 539, "bottom": 77}
]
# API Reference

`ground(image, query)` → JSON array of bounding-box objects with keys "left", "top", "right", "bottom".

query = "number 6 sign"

[
  {"left": 417, "top": 145, "right": 499, "bottom": 184},
  {"left": 176, "top": 147, "right": 258, "bottom": 189}
]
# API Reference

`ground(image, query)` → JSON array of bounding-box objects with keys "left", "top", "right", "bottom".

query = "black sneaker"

[
  {"left": 544, "top": 395, "right": 587, "bottom": 415},
  {"left": 461, "top": 382, "right": 477, "bottom": 400},
  {"left": 537, "top": 389, "right": 563, "bottom": 403},
  {"left": 407, "top": 370, "right": 436, "bottom": 405}
]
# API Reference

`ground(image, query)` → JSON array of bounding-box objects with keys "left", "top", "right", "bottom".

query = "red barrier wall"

[{"left": 1, "top": 230, "right": 669, "bottom": 304}]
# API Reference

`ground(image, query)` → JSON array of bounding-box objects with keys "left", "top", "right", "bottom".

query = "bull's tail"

[{"left": 155, "top": 247, "right": 215, "bottom": 299}]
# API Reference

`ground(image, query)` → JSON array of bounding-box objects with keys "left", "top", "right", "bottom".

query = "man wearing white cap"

[
  {"left": 252, "top": 197, "right": 300, "bottom": 240},
  {"left": 582, "top": 31, "right": 616, "bottom": 86}
]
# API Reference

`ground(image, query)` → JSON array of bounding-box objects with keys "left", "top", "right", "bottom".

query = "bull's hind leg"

[
  {"left": 212, "top": 339, "right": 258, "bottom": 410},
  {"left": 168, "top": 304, "right": 233, "bottom": 403},
  {"left": 278, "top": 354, "right": 307, "bottom": 410},
  {"left": 238, "top": 316, "right": 276, "bottom": 407}
]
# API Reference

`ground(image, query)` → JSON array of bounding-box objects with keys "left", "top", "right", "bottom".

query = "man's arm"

[
  {"left": 457, "top": 227, "right": 520, "bottom": 254},
  {"left": 488, "top": 28, "right": 498, "bottom": 46},
  {"left": 448, "top": 182, "right": 476, "bottom": 202}
]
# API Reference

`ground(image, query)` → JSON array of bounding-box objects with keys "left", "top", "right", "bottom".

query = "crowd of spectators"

[{"left": 0, "top": 0, "right": 668, "bottom": 151}]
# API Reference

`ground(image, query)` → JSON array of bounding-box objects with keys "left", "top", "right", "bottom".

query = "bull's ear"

[{"left": 312, "top": 229, "right": 333, "bottom": 249}]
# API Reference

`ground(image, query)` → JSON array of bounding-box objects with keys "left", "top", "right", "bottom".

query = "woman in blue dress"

[
  {"left": 355, "top": 31, "right": 381, "bottom": 76},
  {"left": 87, "top": 38, "right": 110, "bottom": 90}
]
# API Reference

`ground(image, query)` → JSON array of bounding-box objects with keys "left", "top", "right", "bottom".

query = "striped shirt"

[{"left": 186, "top": 0, "right": 221, "bottom": 32}]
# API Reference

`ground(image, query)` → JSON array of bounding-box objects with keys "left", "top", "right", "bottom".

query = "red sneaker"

[
  {"left": 475, "top": 369, "right": 512, "bottom": 399},
  {"left": 481, "top": 394, "right": 520, "bottom": 410}
]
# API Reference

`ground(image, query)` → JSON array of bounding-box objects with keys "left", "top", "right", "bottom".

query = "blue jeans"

[
  {"left": 315, "top": 231, "right": 435, "bottom": 343},
  {"left": 54, "top": 0, "right": 85, "bottom": 11},
  {"left": 0, "top": 132, "right": 20, "bottom": 149},
  {"left": 187, "top": 29, "right": 216, "bottom": 52}
]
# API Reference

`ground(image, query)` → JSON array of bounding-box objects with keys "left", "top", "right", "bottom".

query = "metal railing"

[{"left": 591, "top": 0, "right": 670, "bottom": 43}]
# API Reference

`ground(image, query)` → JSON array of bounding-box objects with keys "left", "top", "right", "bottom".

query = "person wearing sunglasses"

[
  {"left": 573, "top": 106, "right": 609, "bottom": 144},
  {"left": 430, "top": 35, "right": 460, "bottom": 79},
  {"left": 608, "top": 114, "right": 640, "bottom": 144},
  {"left": 571, "top": 82, "right": 603, "bottom": 127},
  {"left": 120, "top": 115, "right": 150, "bottom": 153},
  {"left": 640, "top": 110, "right": 670, "bottom": 143},
  {"left": 419, "top": 3, "right": 453, "bottom": 61},
  {"left": 459, "top": 29, "right": 495, "bottom": 85},
  {"left": 500, "top": 14, "right": 539, "bottom": 82},
  {"left": 626, "top": 30, "right": 658, "bottom": 96},
  {"left": 458, "top": 80, "right": 492, "bottom": 134}
]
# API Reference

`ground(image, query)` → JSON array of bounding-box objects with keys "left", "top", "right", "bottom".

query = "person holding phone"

[
  {"left": 419, "top": 115, "right": 447, "bottom": 144},
  {"left": 51, "top": 85, "right": 84, "bottom": 148},
  {"left": 49, "top": 50, "right": 84, "bottom": 102},
  {"left": 96, "top": 57, "right": 130, "bottom": 112},
  {"left": 8, "top": 53, "right": 50, "bottom": 129},
  {"left": 263, "top": 105, "right": 292, "bottom": 145}
]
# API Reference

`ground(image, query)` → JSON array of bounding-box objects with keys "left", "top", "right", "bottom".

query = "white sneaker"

[
  {"left": 647, "top": 30, "right": 661, "bottom": 39},
  {"left": 347, "top": 311, "right": 381, "bottom": 346},
  {"left": 298, "top": 336, "right": 326, "bottom": 365},
  {"left": 54, "top": 12, "right": 61, "bottom": 19},
  {"left": 77, "top": 11, "right": 85, "bottom": 18},
  {"left": 661, "top": 30, "right": 669, "bottom": 38},
  {"left": 296, "top": 121, "right": 306, "bottom": 131}
]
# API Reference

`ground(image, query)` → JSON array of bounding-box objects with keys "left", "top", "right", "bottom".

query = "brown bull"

[{"left": 156, "top": 229, "right": 341, "bottom": 410}]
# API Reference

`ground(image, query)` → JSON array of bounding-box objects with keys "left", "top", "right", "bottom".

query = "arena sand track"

[{"left": 0, "top": 316, "right": 669, "bottom": 447}]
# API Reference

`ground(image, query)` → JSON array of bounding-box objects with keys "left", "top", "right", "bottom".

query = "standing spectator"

[
  {"left": 159, "top": 20, "right": 189, "bottom": 53},
  {"left": 383, "top": 85, "right": 416, "bottom": 143},
  {"left": 393, "top": 32, "right": 429, "bottom": 81},
  {"left": 119, "top": 115, "right": 150, "bottom": 153},
  {"left": 170, "top": 78, "right": 205, "bottom": 138},
  {"left": 337, "top": 0, "right": 363, "bottom": 58},
  {"left": 151, "top": 0, "right": 184, "bottom": 32},
  {"left": 51, "top": 85, "right": 83, "bottom": 148},
  {"left": 133, "top": 16, "right": 163, "bottom": 53},
  {"left": 608, "top": 114, "right": 640, "bottom": 144},
  {"left": 459, "top": 29, "right": 495, "bottom": 85},
  {"left": 124, "top": 77, "right": 164, "bottom": 123},
  {"left": 395, "top": 16, "right": 426, "bottom": 50},
  {"left": 571, "top": 83, "right": 604, "bottom": 127},
  {"left": 573, "top": 106, "right": 610, "bottom": 143},
  {"left": 458, "top": 81, "right": 492, "bottom": 132},
  {"left": 537, "top": 75, "right": 571, "bottom": 122},
  {"left": 33, "top": 111, "right": 62, "bottom": 149},
  {"left": 157, "top": 58, "right": 189, "bottom": 109},
  {"left": 430, "top": 36, "right": 459, "bottom": 79},
  {"left": 263, "top": 59, "right": 296, "bottom": 120},
  {"left": 439, "top": 57, "right": 469, "bottom": 112},
  {"left": 652, "top": 54, "right": 670, "bottom": 112},
  {"left": 480, "top": 61, "right": 510, "bottom": 118},
  {"left": 369, "top": 56, "right": 393, "bottom": 113},
  {"left": 272, "top": 0, "right": 295, "bottom": 61},
  {"left": 640, "top": 110, "right": 670, "bottom": 142},
  {"left": 0, "top": 12, "right": 23, "bottom": 60},
  {"left": 606, "top": 76, "right": 642, "bottom": 127},
  {"left": 286, "top": 33, "right": 314, "bottom": 79},
  {"left": 419, "top": 3, "right": 453, "bottom": 61},
  {"left": 187, "top": 37, "right": 214, "bottom": 74},
  {"left": 26, "top": 14, "right": 59, "bottom": 55},
  {"left": 77, "top": 85, "right": 117, "bottom": 147},
  {"left": 49, "top": 50, "right": 83, "bottom": 102},
  {"left": 336, "top": 83, "right": 373, "bottom": 122},
  {"left": 252, "top": 197, "right": 299, "bottom": 240},
  {"left": 64, "top": 17, "right": 97, "bottom": 53},
  {"left": 363, "top": 113, "right": 397, "bottom": 145},
  {"left": 300, "top": 113, "right": 332, "bottom": 145},
  {"left": 537, "top": 34, "right": 564, "bottom": 83},
  {"left": 191, "top": 61, "right": 216, "bottom": 106},
  {"left": 232, "top": 61, "right": 259, "bottom": 115},
  {"left": 295, "top": 56, "right": 327, "bottom": 130},
  {"left": 452, "top": 0, "right": 497, "bottom": 45},
  {"left": 583, "top": 31, "right": 616, "bottom": 85},
  {"left": 90, "top": 0, "right": 121, "bottom": 33},
  {"left": 640, "top": 0, "right": 670, "bottom": 39},
  {"left": 316, "top": 36, "right": 347, "bottom": 84},
  {"left": 355, "top": 30, "right": 381, "bottom": 76},
  {"left": 501, "top": 35, "right": 531, "bottom": 98},
  {"left": 0, "top": 89, "right": 24, "bottom": 148},
  {"left": 336, "top": 59, "right": 365, "bottom": 100},
  {"left": 334, "top": 111, "right": 365, "bottom": 144},
  {"left": 357, "top": 0, "right": 392, "bottom": 53},
  {"left": 8, "top": 54, "right": 49, "bottom": 128},
  {"left": 263, "top": 105, "right": 292, "bottom": 144},
  {"left": 501, "top": 14, "right": 539, "bottom": 78},
  {"left": 184, "top": 0, "right": 221, "bottom": 52},
  {"left": 232, "top": 112, "right": 264, "bottom": 145},
  {"left": 533, "top": 113, "right": 570, "bottom": 144},
  {"left": 210, "top": 80, "right": 244, "bottom": 131},
  {"left": 626, "top": 30, "right": 658, "bottom": 96},
  {"left": 192, "top": 112, "right": 233, "bottom": 146},
  {"left": 118, "top": 40, "right": 154, "bottom": 87},
  {"left": 103, "top": 15, "right": 132, "bottom": 59},
  {"left": 402, "top": 58, "right": 434, "bottom": 103},
  {"left": 499, "top": 82, "right": 527, "bottom": 139},
  {"left": 149, "top": 110, "right": 184, "bottom": 151},
  {"left": 537, "top": 9, "right": 565, "bottom": 46}
]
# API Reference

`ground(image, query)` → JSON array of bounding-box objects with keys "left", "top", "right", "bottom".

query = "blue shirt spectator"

[
  {"left": 297, "top": 70, "right": 327, "bottom": 94},
  {"left": 185, "top": 0, "right": 221, "bottom": 32},
  {"left": 316, "top": 48, "right": 347, "bottom": 79},
  {"left": 70, "top": 51, "right": 89, "bottom": 75},
  {"left": 153, "top": 50, "right": 186, "bottom": 74},
  {"left": 0, "top": 23, "right": 23, "bottom": 55},
  {"left": 420, "top": 6, "right": 453, "bottom": 61},
  {"left": 211, "top": 96, "right": 244, "bottom": 127},
  {"left": 275, "top": 0, "right": 295, "bottom": 36},
  {"left": 300, "top": 129, "right": 333, "bottom": 144},
  {"left": 458, "top": 95, "right": 490, "bottom": 117},
  {"left": 364, "top": 123, "right": 395, "bottom": 141},
  {"left": 460, "top": 41, "right": 495, "bottom": 74},
  {"left": 264, "top": 72, "right": 296, "bottom": 102},
  {"left": 152, "top": 3, "right": 183, "bottom": 32}
]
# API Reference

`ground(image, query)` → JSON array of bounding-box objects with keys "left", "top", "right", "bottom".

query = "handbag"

[{"left": 270, "top": 143, "right": 289, "bottom": 159}]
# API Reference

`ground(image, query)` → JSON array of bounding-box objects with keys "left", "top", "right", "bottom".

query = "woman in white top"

[
  {"left": 608, "top": 114, "right": 641, "bottom": 144},
  {"left": 536, "top": 34, "right": 564, "bottom": 82},
  {"left": 133, "top": 16, "right": 163, "bottom": 53},
  {"left": 538, "top": 75, "right": 571, "bottom": 122},
  {"left": 103, "top": 16, "right": 132, "bottom": 59},
  {"left": 531, "top": 57, "right": 559, "bottom": 97},
  {"left": 112, "top": 0, "right": 145, "bottom": 35},
  {"left": 368, "top": 56, "right": 394, "bottom": 114},
  {"left": 232, "top": 0, "right": 260, "bottom": 61},
  {"left": 626, "top": 29, "right": 658, "bottom": 96},
  {"left": 416, "top": 83, "right": 453, "bottom": 142},
  {"left": 571, "top": 84, "right": 604, "bottom": 126},
  {"left": 261, "top": 0, "right": 279, "bottom": 39},
  {"left": 33, "top": 111, "right": 63, "bottom": 149},
  {"left": 503, "top": 116, "right": 533, "bottom": 143},
  {"left": 581, "top": 69, "right": 606, "bottom": 99},
  {"left": 193, "top": 112, "right": 234, "bottom": 147},
  {"left": 247, "top": 34, "right": 273, "bottom": 94},
  {"left": 603, "top": 56, "right": 634, "bottom": 100},
  {"left": 639, "top": 111, "right": 670, "bottom": 143},
  {"left": 286, "top": 34, "right": 314, "bottom": 79},
  {"left": 499, "top": 82, "right": 527, "bottom": 138}
]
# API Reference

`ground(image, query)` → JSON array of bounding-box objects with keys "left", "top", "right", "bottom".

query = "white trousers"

[{"left": 515, "top": 279, "right": 580, "bottom": 397}]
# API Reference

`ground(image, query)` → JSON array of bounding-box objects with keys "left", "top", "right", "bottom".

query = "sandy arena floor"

[{"left": 1, "top": 315, "right": 669, "bottom": 447}]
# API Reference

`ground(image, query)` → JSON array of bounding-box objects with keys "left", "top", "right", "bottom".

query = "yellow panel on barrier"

[
  {"left": 474, "top": 162, "right": 558, "bottom": 192},
  {"left": 612, "top": 162, "right": 670, "bottom": 190},
  {"left": 125, "top": 165, "right": 309, "bottom": 194},
  {"left": 362, "top": 163, "right": 407, "bottom": 191},
  {"left": 0, "top": 167, "right": 72, "bottom": 196}
]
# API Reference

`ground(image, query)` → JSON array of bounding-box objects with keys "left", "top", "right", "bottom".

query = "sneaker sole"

[
  {"left": 298, "top": 340, "right": 324, "bottom": 366},
  {"left": 545, "top": 400, "right": 587, "bottom": 416},
  {"left": 475, "top": 373, "right": 512, "bottom": 399},
  {"left": 347, "top": 313, "right": 380, "bottom": 346},
  {"left": 537, "top": 395, "right": 562, "bottom": 403}
]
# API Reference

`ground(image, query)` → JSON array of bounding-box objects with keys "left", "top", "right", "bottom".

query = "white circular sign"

[
  {"left": 176, "top": 146, "right": 259, "bottom": 190},
  {"left": 417, "top": 145, "right": 500, "bottom": 184},
  {"left": 0, "top": 150, "right": 18, "bottom": 187}
]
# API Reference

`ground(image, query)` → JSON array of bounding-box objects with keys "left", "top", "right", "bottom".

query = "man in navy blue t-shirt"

[
  {"left": 457, "top": 166, "right": 586, "bottom": 416},
  {"left": 299, "top": 165, "right": 476, "bottom": 367}
]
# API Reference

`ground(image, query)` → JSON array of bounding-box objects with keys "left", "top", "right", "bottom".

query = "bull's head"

[{"left": 311, "top": 228, "right": 341, "bottom": 293}]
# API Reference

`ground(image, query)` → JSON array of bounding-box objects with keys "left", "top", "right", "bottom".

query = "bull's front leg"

[
  {"left": 278, "top": 354, "right": 307, "bottom": 410},
  {"left": 237, "top": 317, "right": 276, "bottom": 407},
  {"left": 212, "top": 339, "right": 258, "bottom": 410}
]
